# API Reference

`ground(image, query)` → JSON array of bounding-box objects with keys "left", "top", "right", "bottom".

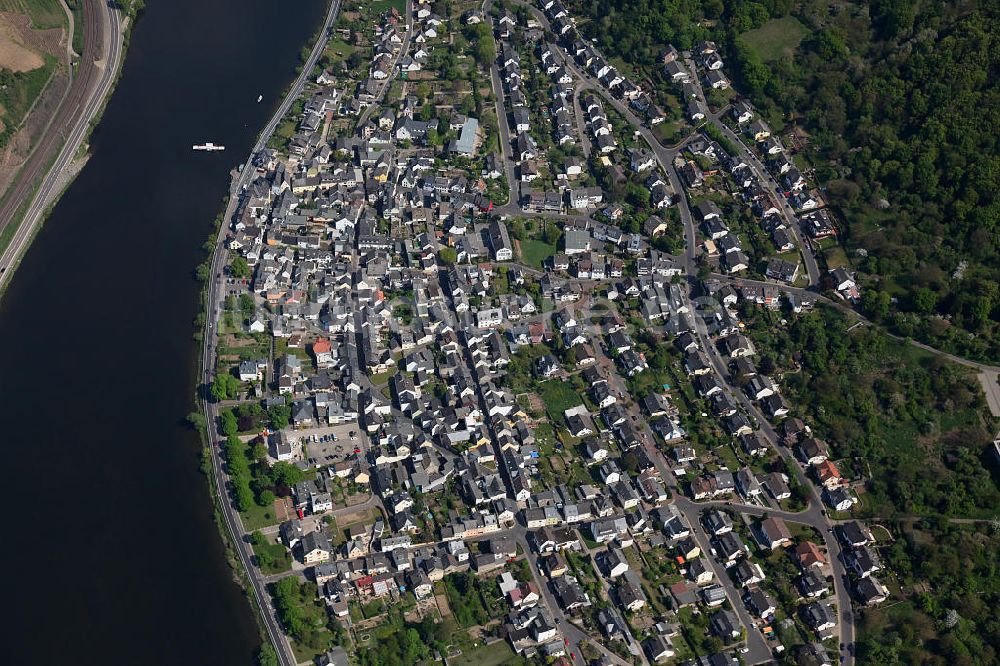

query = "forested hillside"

[
  {"left": 743, "top": 303, "right": 1000, "bottom": 666},
  {"left": 569, "top": 2, "right": 1000, "bottom": 663},
  {"left": 573, "top": 0, "right": 1000, "bottom": 361},
  {"left": 743, "top": 304, "right": 999, "bottom": 519}
]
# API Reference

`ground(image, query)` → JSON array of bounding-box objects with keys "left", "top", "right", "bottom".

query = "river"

[{"left": 0, "top": 0, "right": 323, "bottom": 663}]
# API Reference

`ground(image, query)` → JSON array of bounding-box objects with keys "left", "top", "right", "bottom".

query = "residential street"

[
  {"left": 200, "top": 2, "right": 344, "bottom": 665},
  {"left": 198, "top": 2, "right": 879, "bottom": 664},
  {"left": 511, "top": 5, "right": 858, "bottom": 657},
  {"left": 708, "top": 118, "right": 820, "bottom": 285}
]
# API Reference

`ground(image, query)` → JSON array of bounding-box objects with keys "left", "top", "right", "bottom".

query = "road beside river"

[{"left": 0, "top": 1, "right": 324, "bottom": 664}]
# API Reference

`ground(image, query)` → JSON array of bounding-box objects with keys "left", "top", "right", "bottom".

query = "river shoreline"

[
  {"left": 194, "top": 4, "right": 342, "bottom": 662},
  {"left": 0, "top": 1, "right": 325, "bottom": 663},
  {"left": 0, "top": 1, "right": 130, "bottom": 298}
]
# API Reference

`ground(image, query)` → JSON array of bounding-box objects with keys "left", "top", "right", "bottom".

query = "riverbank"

[
  {"left": 0, "top": 1, "right": 327, "bottom": 663},
  {"left": 195, "top": 3, "right": 341, "bottom": 664},
  {"left": 0, "top": 0, "right": 131, "bottom": 298}
]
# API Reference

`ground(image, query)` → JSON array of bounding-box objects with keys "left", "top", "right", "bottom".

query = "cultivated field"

[{"left": 0, "top": 18, "right": 43, "bottom": 71}]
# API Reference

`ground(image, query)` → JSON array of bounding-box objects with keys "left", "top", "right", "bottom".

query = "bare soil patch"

[
  {"left": 0, "top": 12, "right": 63, "bottom": 58},
  {"left": 523, "top": 392, "right": 545, "bottom": 414},
  {"left": 336, "top": 506, "right": 376, "bottom": 528},
  {"left": 0, "top": 10, "right": 65, "bottom": 181},
  {"left": 435, "top": 593, "right": 452, "bottom": 617},
  {"left": 0, "top": 17, "right": 43, "bottom": 71},
  {"left": 272, "top": 496, "right": 294, "bottom": 523}
]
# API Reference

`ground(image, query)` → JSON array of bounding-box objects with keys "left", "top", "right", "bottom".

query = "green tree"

[
  {"left": 257, "top": 489, "right": 276, "bottom": 507},
  {"left": 186, "top": 411, "right": 206, "bottom": 431},
  {"left": 268, "top": 404, "right": 291, "bottom": 429},
  {"left": 564, "top": 346, "right": 577, "bottom": 366},
  {"left": 912, "top": 287, "right": 938, "bottom": 314},
  {"left": 255, "top": 644, "right": 278, "bottom": 666},
  {"left": 239, "top": 293, "right": 256, "bottom": 319},
  {"left": 542, "top": 222, "right": 560, "bottom": 246},
  {"left": 250, "top": 440, "right": 268, "bottom": 462},
  {"left": 234, "top": 481, "right": 254, "bottom": 511},
  {"left": 211, "top": 373, "right": 240, "bottom": 401},
  {"left": 862, "top": 290, "right": 891, "bottom": 321},
  {"left": 230, "top": 256, "right": 250, "bottom": 278},
  {"left": 270, "top": 461, "right": 304, "bottom": 488},
  {"left": 439, "top": 246, "right": 458, "bottom": 264},
  {"left": 220, "top": 409, "right": 239, "bottom": 436}
]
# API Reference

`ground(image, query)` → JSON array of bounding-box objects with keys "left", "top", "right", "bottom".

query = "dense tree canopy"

[
  {"left": 729, "top": 2, "right": 1000, "bottom": 361},
  {"left": 741, "top": 303, "right": 1000, "bottom": 663},
  {"left": 745, "top": 304, "right": 998, "bottom": 518},
  {"left": 859, "top": 519, "right": 1000, "bottom": 666},
  {"left": 570, "top": 0, "right": 1000, "bottom": 360}
]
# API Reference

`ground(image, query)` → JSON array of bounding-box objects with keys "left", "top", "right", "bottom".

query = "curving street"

[{"left": 503, "top": 2, "right": 859, "bottom": 660}]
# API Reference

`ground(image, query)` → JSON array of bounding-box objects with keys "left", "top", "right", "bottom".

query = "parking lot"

[{"left": 297, "top": 422, "right": 365, "bottom": 467}]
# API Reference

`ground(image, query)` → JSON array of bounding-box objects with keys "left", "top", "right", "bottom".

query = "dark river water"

[{"left": 0, "top": 0, "right": 323, "bottom": 663}]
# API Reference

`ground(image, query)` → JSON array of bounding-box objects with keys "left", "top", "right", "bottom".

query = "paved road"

[
  {"left": 711, "top": 272, "right": 1000, "bottom": 411},
  {"left": 674, "top": 52, "right": 819, "bottom": 283},
  {"left": 511, "top": 0, "right": 1000, "bottom": 393},
  {"left": 513, "top": 5, "right": 695, "bottom": 252},
  {"left": 708, "top": 118, "right": 820, "bottom": 285},
  {"left": 499, "top": 6, "right": 854, "bottom": 659},
  {"left": 482, "top": 0, "right": 519, "bottom": 205},
  {"left": 681, "top": 254, "right": 856, "bottom": 662},
  {"left": 571, "top": 89, "right": 591, "bottom": 158},
  {"left": 579, "top": 541, "right": 648, "bottom": 664},
  {"left": 355, "top": 0, "right": 413, "bottom": 130},
  {"left": 200, "top": 3, "right": 343, "bottom": 665},
  {"left": 520, "top": 11, "right": 857, "bottom": 657},
  {"left": 58, "top": 0, "right": 78, "bottom": 59},
  {"left": 674, "top": 502, "right": 773, "bottom": 663},
  {"left": 527, "top": 1, "right": 821, "bottom": 292},
  {"left": 0, "top": 0, "right": 122, "bottom": 292},
  {"left": 513, "top": 529, "right": 632, "bottom": 666}
]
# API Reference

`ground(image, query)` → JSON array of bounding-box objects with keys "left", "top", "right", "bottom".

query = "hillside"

[
  {"left": 572, "top": 0, "right": 1000, "bottom": 362},
  {"left": 568, "top": 1, "right": 1000, "bottom": 663},
  {"left": 729, "top": 0, "right": 1000, "bottom": 364}
]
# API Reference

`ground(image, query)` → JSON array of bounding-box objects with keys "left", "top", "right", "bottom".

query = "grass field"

[
  {"left": 538, "top": 379, "right": 583, "bottom": 422},
  {"left": 369, "top": 0, "right": 406, "bottom": 15},
  {"left": 654, "top": 119, "right": 688, "bottom": 146},
  {"left": 0, "top": 53, "right": 57, "bottom": 131},
  {"left": 251, "top": 537, "right": 292, "bottom": 575},
  {"left": 322, "top": 36, "right": 358, "bottom": 65},
  {"left": 517, "top": 238, "right": 555, "bottom": 269},
  {"left": 447, "top": 640, "right": 521, "bottom": 666},
  {"left": 386, "top": 79, "right": 404, "bottom": 103},
  {"left": 0, "top": 208, "right": 20, "bottom": 253},
  {"left": 741, "top": 16, "right": 810, "bottom": 63},
  {"left": 822, "top": 243, "right": 850, "bottom": 269},
  {"left": 66, "top": 0, "right": 82, "bottom": 54},
  {"left": 241, "top": 500, "right": 282, "bottom": 531},
  {"left": 287, "top": 598, "right": 335, "bottom": 662},
  {"left": 0, "top": 0, "right": 66, "bottom": 29},
  {"left": 747, "top": 304, "right": 1000, "bottom": 519}
]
